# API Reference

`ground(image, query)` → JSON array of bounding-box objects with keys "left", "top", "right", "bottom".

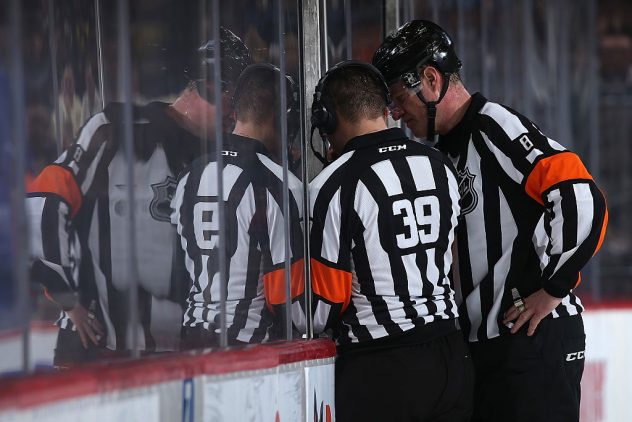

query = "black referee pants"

[
  {"left": 53, "top": 328, "right": 124, "bottom": 368},
  {"left": 469, "top": 314, "right": 585, "bottom": 422},
  {"left": 335, "top": 330, "right": 474, "bottom": 422}
]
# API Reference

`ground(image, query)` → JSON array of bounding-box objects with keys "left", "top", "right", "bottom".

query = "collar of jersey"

[
  {"left": 342, "top": 127, "right": 408, "bottom": 154},
  {"left": 225, "top": 132, "right": 271, "bottom": 156},
  {"left": 436, "top": 92, "right": 487, "bottom": 157}
]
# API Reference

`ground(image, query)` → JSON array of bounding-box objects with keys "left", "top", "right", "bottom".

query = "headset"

[{"left": 310, "top": 60, "right": 392, "bottom": 164}]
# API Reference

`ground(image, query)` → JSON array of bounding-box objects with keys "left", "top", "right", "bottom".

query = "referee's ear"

[{"left": 421, "top": 66, "right": 443, "bottom": 98}]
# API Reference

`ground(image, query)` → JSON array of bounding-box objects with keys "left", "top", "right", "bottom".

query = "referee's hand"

[
  {"left": 67, "top": 303, "right": 105, "bottom": 349},
  {"left": 502, "top": 289, "right": 562, "bottom": 336}
]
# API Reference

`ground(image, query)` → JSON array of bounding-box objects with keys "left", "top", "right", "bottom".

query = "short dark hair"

[
  {"left": 233, "top": 67, "right": 279, "bottom": 125},
  {"left": 323, "top": 66, "right": 387, "bottom": 125}
]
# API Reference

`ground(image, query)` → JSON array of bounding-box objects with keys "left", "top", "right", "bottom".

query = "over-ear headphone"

[{"left": 311, "top": 60, "right": 392, "bottom": 135}]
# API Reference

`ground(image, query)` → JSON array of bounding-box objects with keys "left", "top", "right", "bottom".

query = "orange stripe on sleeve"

[
  {"left": 310, "top": 258, "right": 352, "bottom": 314},
  {"left": 28, "top": 166, "right": 82, "bottom": 218},
  {"left": 264, "top": 259, "right": 305, "bottom": 310},
  {"left": 43, "top": 288, "right": 56, "bottom": 305},
  {"left": 594, "top": 205, "right": 609, "bottom": 256},
  {"left": 525, "top": 152, "right": 592, "bottom": 205}
]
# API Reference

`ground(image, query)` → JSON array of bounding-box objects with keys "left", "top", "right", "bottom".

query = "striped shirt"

[
  {"left": 306, "top": 128, "right": 460, "bottom": 347},
  {"left": 171, "top": 134, "right": 304, "bottom": 345},
  {"left": 27, "top": 102, "right": 199, "bottom": 351},
  {"left": 436, "top": 93, "right": 608, "bottom": 342}
]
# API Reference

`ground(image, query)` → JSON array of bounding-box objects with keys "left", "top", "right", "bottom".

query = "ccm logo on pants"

[{"left": 566, "top": 351, "right": 585, "bottom": 361}]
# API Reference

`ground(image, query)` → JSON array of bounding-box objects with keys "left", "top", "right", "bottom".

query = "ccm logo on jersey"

[
  {"left": 378, "top": 144, "right": 406, "bottom": 153},
  {"left": 222, "top": 150, "right": 238, "bottom": 157},
  {"left": 565, "top": 351, "right": 585, "bottom": 361}
]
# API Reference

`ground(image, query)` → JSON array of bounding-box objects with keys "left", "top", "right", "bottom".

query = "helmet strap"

[{"left": 412, "top": 73, "right": 451, "bottom": 142}]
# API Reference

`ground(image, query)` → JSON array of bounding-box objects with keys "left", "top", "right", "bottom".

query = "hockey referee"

[
  {"left": 172, "top": 63, "right": 304, "bottom": 348},
  {"left": 303, "top": 60, "right": 473, "bottom": 421},
  {"left": 373, "top": 20, "right": 608, "bottom": 422},
  {"left": 26, "top": 27, "right": 252, "bottom": 366}
]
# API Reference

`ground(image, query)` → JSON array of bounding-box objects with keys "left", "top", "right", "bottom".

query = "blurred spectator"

[
  {"left": 80, "top": 61, "right": 102, "bottom": 124},
  {"left": 51, "top": 64, "right": 82, "bottom": 148},
  {"left": 244, "top": 27, "right": 270, "bottom": 63},
  {"left": 25, "top": 104, "right": 56, "bottom": 188},
  {"left": 24, "top": 31, "right": 52, "bottom": 107},
  {"left": 0, "top": 69, "right": 13, "bottom": 321}
]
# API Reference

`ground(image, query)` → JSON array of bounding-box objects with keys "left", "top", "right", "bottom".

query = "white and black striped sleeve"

[
  {"left": 255, "top": 154, "right": 305, "bottom": 316},
  {"left": 478, "top": 102, "right": 607, "bottom": 297},
  {"left": 527, "top": 154, "right": 608, "bottom": 297},
  {"left": 26, "top": 112, "right": 111, "bottom": 309}
]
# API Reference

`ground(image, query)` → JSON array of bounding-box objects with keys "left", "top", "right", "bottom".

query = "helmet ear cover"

[{"left": 311, "top": 60, "right": 391, "bottom": 135}]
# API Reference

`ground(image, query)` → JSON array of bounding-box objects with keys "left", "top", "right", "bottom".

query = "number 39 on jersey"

[{"left": 392, "top": 195, "right": 440, "bottom": 249}]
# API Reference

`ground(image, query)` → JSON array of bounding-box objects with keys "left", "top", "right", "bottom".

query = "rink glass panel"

[{"left": 0, "top": 0, "right": 630, "bottom": 378}]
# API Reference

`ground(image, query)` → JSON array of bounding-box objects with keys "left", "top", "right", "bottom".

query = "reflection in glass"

[
  {"left": 21, "top": 0, "right": 306, "bottom": 370},
  {"left": 174, "top": 63, "right": 304, "bottom": 349},
  {"left": 24, "top": 3, "right": 252, "bottom": 367}
]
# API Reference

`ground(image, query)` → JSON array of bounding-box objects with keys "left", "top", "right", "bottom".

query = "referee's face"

[
  {"left": 388, "top": 81, "right": 428, "bottom": 138},
  {"left": 199, "top": 82, "right": 237, "bottom": 132}
]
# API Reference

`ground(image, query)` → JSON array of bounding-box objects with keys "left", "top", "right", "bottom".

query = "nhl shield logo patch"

[
  {"left": 150, "top": 176, "right": 177, "bottom": 222},
  {"left": 457, "top": 167, "right": 478, "bottom": 216}
]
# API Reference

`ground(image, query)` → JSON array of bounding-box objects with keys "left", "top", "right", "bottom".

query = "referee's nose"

[{"left": 388, "top": 103, "right": 404, "bottom": 120}]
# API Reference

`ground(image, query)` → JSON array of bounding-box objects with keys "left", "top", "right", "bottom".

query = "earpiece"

[{"left": 310, "top": 87, "right": 337, "bottom": 135}]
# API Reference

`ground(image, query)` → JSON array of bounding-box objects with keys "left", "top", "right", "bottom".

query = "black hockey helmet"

[
  {"left": 184, "top": 26, "right": 252, "bottom": 90},
  {"left": 372, "top": 19, "right": 461, "bottom": 88},
  {"left": 372, "top": 20, "right": 461, "bottom": 142}
]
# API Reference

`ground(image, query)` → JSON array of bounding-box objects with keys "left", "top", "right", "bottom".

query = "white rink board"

[
  {"left": 0, "top": 391, "right": 159, "bottom": 422},
  {"left": 4, "top": 310, "right": 631, "bottom": 422},
  {"left": 0, "top": 342, "right": 337, "bottom": 422},
  {"left": 202, "top": 367, "right": 303, "bottom": 421},
  {"left": 0, "top": 325, "right": 57, "bottom": 375},
  {"left": 305, "top": 361, "right": 335, "bottom": 422},
  {"left": 581, "top": 309, "right": 632, "bottom": 422}
]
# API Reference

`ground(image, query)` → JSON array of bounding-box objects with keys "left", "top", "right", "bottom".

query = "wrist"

[{"left": 542, "top": 283, "right": 569, "bottom": 299}]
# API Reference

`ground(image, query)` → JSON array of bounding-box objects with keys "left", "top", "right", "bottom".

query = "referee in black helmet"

[{"left": 373, "top": 20, "right": 608, "bottom": 422}]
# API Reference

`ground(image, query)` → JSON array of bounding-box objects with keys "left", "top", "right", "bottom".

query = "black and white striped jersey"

[
  {"left": 27, "top": 102, "right": 200, "bottom": 351},
  {"left": 306, "top": 128, "right": 460, "bottom": 347},
  {"left": 436, "top": 93, "right": 608, "bottom": 342},
  {"left": 171, "top": 134, "right": 304, "bottom": 345}
]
